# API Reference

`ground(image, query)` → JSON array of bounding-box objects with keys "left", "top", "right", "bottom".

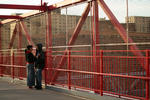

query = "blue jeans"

[
  {"left": 35, "top": 69, "right": 42, "bottom": 87},
  {"left": 27, "top": 64, "right": 35, "bottom": 87}
]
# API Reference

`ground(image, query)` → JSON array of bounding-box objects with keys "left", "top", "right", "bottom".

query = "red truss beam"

[
  {"left": 0, "top": 25, "right": 1, "bottom": 50},
  {"left": 0, "top": 0, "right": 88, "bottom": 24},
  {"left": 20, "top": 21, "right": 35, "bottom": 47},
  {"left": 0, "top": 4, "right": 44, "bottom": 10},
  {"left": 0, "top": 15, "right": 22, "bottom": 19},
  {"left": 18, "top": 23, "right": 22, "bottom": 49},
  {"left": 51, "top": 3, "right": 91, "bottom": 84},
  {"left": 48, "top": 0, "right": 87, "bottom": 9},
  {"left": 97, "top": 0, "right": 145, "bottom": 70},
  {"left": 8, "top": 25, "right": 17, "bottom": 49},
  {"left": 0, "top": 0, "right": 87, "bottom": 11},
  {"left": 92, "top": 0, "right": 101, "bottom": 94}
]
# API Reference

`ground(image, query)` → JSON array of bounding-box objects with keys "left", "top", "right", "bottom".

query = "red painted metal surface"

[
  {"left": 18, "top": 23, "right": 23, "bottom": 80},
  {"left": 0, "top": 4, "right": 44, "bottom": 10},
  {"left": 92, "top": 1, "right": 97, "bottom": 92},
  {"left": 0, "top": 15, "right": 22, "bottom": 19},
  {"left": 0, "top": 25, "right": 1, "bottom": 50},
  {"left": 48, "top": 12, "right": 52, "bottom": 48},
  {"left": 0, "top": 50, "right": 149, "bottom": 100},
  {"left": 92, "top": 1, "right": 100, "bottom": 93},
  {"left": 48, "top": 0, "right": 87, "bottom": 10},
  {"left": 100, "top": 50, "right": 103, "bottom": 96},
  {"left": 11, "top": 52, "right": 14, "bottom": 79},
  {"left": 0, "top": 1, "right": 149, "bottom": 100},
  {"left": 68, "top": 50, "right": 71, "bottom": 89},
  {"left": 20, "top": 21, "right": 35, "bottom": 47},
  {"left": 0, "top": 53, "right": 3, "bottom": 76},
  {"left": 41, "top": 0, "right": 43, "bottom": 6},
  {"left": 97, "top": 0, "right": 145, "bottom": 69},
  {"left": 146, "top": 50, "right": 149, "bottom": 100},
  {"left": 45, "top": 11, "right": 53, "bottom": 84},
  {"left": 0, "top": 0, "right": 87, "bottom": 11},
  {"left": 68, "top": 3, "right": 90, "bottom": 47},
  {"left": 8, "top": 24, "right": 17, "bottom": 49},
  {"left": 45, "top": 12, "right": 49, "bottom": 85},
  {"left": 50, "top": 3, "right": 91, "bottom": 83},
  {"left": 18, "top": 23, "right": 22, "bottom": 49}
]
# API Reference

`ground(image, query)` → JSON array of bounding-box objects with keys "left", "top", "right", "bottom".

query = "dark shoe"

[
  {"left": 28, "top": 86, "right": 33, "bottom": 89},
  {"left": 34, "top": 85, "right": 38, "bottom": 88},
  {"left": 36, "top": 86, "right": 42, "bottom": 90}
]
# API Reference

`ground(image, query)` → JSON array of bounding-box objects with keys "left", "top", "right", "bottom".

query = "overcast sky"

[{"left": 0, "top": 0, "right": 150, "bottom": 22}]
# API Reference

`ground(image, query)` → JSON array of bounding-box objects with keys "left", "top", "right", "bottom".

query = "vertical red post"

[
  {"left": 0, "top": 53, "right": 3, "bottom": 77},
  {"left": 0, "top": 24, "right": 2, "bottom": 50},
  {"left": 11, "top": 52, "right": 14, "bottom": 79},
  {"left": 18, "top": 22, "right": 23, "bottom": 80},
  {"left": 68, "top": 50, "right": 71, "bottom": 90},
  {"left": 93, "top": 0, "right": 100, "bottom": 93},
  {"left": 45, "top": 11, "right": 52, "bottom": 85},
  {"left": 45, "top": 12, "right": 48, "bottom": 86},
  {"left": 0, "top": 25, "right": 2, "bottom": 77},
  {"left": 41, "top": 0, "right": 43, "bottom": 6},
  {"left": 146, "top": 50, "right": 149, "bottom": 100},
  {"left": 48, "top": 11, "right": 53, "bottom": 84},
  {"left": 92, "top": 0, "right": 96, "bottom": 92},
  {"left": 95, "top": 0, "right": 100, "bottom": 93},
  {"left": 100, "top": 50, "right": 103, "bottom": 96},
  {"left": 44, "top": 52, "right": 47, "bottom": 86},
  {"left": 18, "top": 22, "right": 22, "bottom": 51}
]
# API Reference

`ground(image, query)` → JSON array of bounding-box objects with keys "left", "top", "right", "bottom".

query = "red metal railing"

[{"left": 0, "top": 50, "right": 149, "bottom": 100}]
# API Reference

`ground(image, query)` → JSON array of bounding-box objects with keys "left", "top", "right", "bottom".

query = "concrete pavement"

[{"left": 0, "top": 78, "right": 87, "bottom": 100}]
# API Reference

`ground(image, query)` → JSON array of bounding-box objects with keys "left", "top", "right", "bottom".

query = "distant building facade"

[
  {"left": 1, "top": 10, "right": 150, "bottom": 50},
  {"left": 126, "top": 16, "right": 150, "bottom": 33}
]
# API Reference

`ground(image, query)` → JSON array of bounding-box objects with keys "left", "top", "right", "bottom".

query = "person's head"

[
  {"left": 27, "top": 45, "right": 33, "bottom": 51},
  {"left": 36, "top": 43, "right": 43, "bottom": 52}
]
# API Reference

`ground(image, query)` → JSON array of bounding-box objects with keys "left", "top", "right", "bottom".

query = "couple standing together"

[{"left": 25, "top": 43, "right": 45, "bottom": 90}]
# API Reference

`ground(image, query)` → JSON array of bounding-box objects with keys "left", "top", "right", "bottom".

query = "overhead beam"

[
  {"left": 0, "top": 0, "right": 88, "bottom": 11},
  {"left": 49, "top": 0, "right": 87, "bottom": 9},
  {"left": 1, "top": 0, "right": 88, "bottom": 24},
  {"left": 0, "top": 4, "right": 44, "bottom": 10},
  {"left": 1, "top": 11, "right": 40, "bottom": 24},
  {"left": 0, "top": 15, "right": 22, "bottom": 19}
]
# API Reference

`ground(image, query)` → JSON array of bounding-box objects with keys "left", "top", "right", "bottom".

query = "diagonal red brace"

[
  {"left": 20, "top": 21, "right": 35, "bottom": 47},
  {"left": 8, "top": 24, "right": 17, "bottom": 49},
  {"left": 98, "top": 0, "right": 145, "bottom": 69},
  {"left": 50, "top": 3, "right": 91, "bottom": 84}
]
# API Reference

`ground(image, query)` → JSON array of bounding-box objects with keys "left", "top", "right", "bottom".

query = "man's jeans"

[
  {"left": 27, "top": 64, "right": 35, "bottom": 86},
  {"left": 35, "top": 69, "right": 42, "bottom": 87}
]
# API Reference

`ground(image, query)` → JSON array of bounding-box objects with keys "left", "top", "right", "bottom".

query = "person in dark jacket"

[
  {"left": 35, "top": 43, "right": 45, "bottom": 89},
  {"left": 25, "top": 45, "right": 36, "bottom": 89}
]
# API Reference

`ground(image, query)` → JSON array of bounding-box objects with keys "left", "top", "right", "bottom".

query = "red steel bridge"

[{"left": 0, "top": 0, "right": 149, "bottom": 100}]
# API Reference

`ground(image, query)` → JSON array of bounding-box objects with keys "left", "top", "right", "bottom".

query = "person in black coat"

[
  {"left": 35, "top": 43, "right": 45, "bottom": 89},
  {"left": 25, "top": 45, "right": 36, "bottom": 89}
]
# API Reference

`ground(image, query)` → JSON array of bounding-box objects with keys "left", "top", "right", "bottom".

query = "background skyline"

[{"left": 0, "top": 0, "right": 150, "bottom": 23}]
